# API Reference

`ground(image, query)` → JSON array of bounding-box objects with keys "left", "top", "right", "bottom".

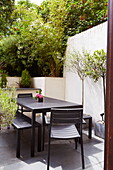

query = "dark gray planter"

[{"left": 94, "top": 121, "right": 105, "bottom": 139}]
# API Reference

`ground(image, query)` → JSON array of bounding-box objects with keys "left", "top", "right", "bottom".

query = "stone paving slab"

[{"left": 0, "top": 127, "right": 104, "bottom": 170}]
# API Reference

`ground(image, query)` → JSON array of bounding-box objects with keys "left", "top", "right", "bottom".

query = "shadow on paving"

[{"left": 0, "top": 126, "right": 104, "bottom": 170}]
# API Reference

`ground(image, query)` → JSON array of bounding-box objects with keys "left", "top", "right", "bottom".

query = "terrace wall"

[
  {"left": 6, "top": 77, "right": 65, "bottom": 100},
  {"left": 64, "top": 21, "right": 107, "bottom": 122}
]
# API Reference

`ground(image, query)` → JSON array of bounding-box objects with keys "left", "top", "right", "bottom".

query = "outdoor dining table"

[{"left": 17, "top": 96, "right": 82, "bottom": 157}]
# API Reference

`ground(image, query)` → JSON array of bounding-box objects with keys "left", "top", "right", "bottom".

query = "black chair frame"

[
  {"left": 17, "top": 93, "right": 33, "bottom": 113},
  {"left": 47, "top": 107, "right": 85, "bottom": 170}
]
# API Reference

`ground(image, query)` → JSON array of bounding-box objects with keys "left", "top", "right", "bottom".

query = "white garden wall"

[
  {"left": 64, "top": 22, "right": 107, "bottom": 122},
  {"left": 32, "top": 77, "right": 46, "bottom": 95},
  {"left": 6, "top": 77, "right": 65, "bottom": 100},
  {"left": 7, "top": 77, "right": 20, "bottom": 87},
  {"left": 32, "top": 77, "right": 65, "bottom": 100}
]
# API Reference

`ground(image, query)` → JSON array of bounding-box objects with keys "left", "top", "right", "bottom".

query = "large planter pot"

[{"left": 94, "top": 121, "right": 105, "bottom": 139}]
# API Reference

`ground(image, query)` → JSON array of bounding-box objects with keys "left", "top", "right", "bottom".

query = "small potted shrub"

[
  {"left": 67, "top": 49, "right": 106, "bottom": 138},
  {"left": 0, "top": 71, "right": 7, "bottom": 88},
  {"left": 83, "top": 49, "right": 106, "bottom": 139},
  {"left": 34, "top": 89, "right": 43, "bottom": 102},
  {"left": 20, "top": 69, "right": 31, "bottom": 88}
]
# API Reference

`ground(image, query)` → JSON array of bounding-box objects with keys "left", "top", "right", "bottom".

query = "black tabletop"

[{"left": 17, "top": 97, "right": 82, "bottom": 111}]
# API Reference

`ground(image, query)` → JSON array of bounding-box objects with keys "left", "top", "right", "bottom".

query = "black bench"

[{"left": 12, "top": 111, "right": 41, "bottom": 158}]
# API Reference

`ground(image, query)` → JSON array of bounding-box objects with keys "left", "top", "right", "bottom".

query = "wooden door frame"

[{"left": 104, "top": 0, "right": 113, "bottom": 169}]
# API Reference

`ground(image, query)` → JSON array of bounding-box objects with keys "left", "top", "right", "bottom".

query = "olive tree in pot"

[
  {"left": 0, "top": 88, "right": 17, "bottom": 129},
  {"left": 66, "top": 50, "right": 92, "bottom": 130},
  {"left": 83, "top": 49, "right": 106, "bottom": 138},
  {"left": 66, "top": 50, "right": 87, "bottom": 105}
]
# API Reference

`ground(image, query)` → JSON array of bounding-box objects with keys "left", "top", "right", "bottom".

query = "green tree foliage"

[
  {"left": 67, "top": 50, "right": 87, "bottom": 80},
  {"left": 0, "top": 1, "right": 40, "bottom": 76},
  {"left": 83, "top": 49, "right": 106, "bottom": 82},
  {"left": 0, "top": 0, "right": 15, "bottom": 38},
  {"left": 0, "top": 0, "right": 66, "bottom": 77},
  {"left": 37, "top": 0, "right": 50, "bottom": 22},
  {"left": 83, "top": 49, "right": 106, "bottom": 110},
  {"left": 38, "top": 0, "right": 108, "bottom": 41},
  {"left": 35, "top": 0, "right": 68, "bottom": 76},
  {"left": 37, "top": 0, "right": 68, "bottom": 53},
  {"left": 67, "top": 49, "right": 106, "bottom": 106},
  {"left": 0, "top": 0, "right": 108, "bottom": 77},
  {"left": 65, "top": 0, "right": 108, "bottom": 36},
  {"left": 0, "top": 35, "right": 22, "bottom": 76}
]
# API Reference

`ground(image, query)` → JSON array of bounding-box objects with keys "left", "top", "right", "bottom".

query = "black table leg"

[
  {"left": 37, "top": 125, "right": 42, "bottom": 152},
  {"left": 31, "top": 111, "right": 35, "bottom": 157},
  {"left": 88, "top": 117, "right": 92, "bottom": 139},
  {"left": 42, "top": 111, "right": 46, "bottom": 151},
  {"left": 16, "top": 129, "right": 20, "bottom": 158},
  {"left": 83, "top": 114, "right": 92, "bottom": 139}
]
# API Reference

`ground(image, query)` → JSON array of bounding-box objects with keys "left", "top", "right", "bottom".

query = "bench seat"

[
  {"left": 12, "top": 112, "right": 38, "bottom": 129},
  {"left": 12, "top": 111, "right": 41, "bottom": 158}
]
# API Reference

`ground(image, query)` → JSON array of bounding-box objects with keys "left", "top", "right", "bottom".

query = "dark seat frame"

[
  {"left": 47, "top": 108, "right": 85, "bottom": 170},
  {"left": 49, "top": 105, "right": 92, "bottom": 139},
  {"left": 17, "top": 93, "right": 33, "bottom": 113},
  {"left": 44, "top": 112, "right": 92, "bottom": 139},
  {"left": 13, "top": 93, "right": 41, "bottom": 158},
  {"left": 12, "top": 111, "right": 41, "bottom": 158}
]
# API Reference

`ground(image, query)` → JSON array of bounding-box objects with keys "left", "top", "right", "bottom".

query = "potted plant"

[
  {"left": 66, "top": 50, "right": 87, "bottom": 105},
  {"left": 0, "top": 70, "right": 8, "bottom": 88},
  {"left": 34, "top": 89, "right": 43, "bottom": 102},
  {"left": 19, "top": 69, "right": 31, "bottom": 88},
  {"left": 0, "top": 88, "right": 17, "bottom": 129},
  {"left": 83, "top": 49, "right": 106, "bottom": 138},
  {"left": 66, "top": 49, "right": 106, "bottom": 138}
]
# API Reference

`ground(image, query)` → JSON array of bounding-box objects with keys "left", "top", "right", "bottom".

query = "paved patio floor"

[{"left": 0, "top": 126, "right": 104, "bottom": 170}]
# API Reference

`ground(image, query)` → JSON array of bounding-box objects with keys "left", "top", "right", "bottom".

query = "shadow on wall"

[{"left": 84, "top": 77, "right": 104, "bottom": 122}]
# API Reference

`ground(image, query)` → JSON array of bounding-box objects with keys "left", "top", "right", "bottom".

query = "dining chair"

[
  {"left": 17, "top": 93, "right": 33, "bottom": 114},
  {"left": 47, "top": 107, "right": 85, "bottom": 170}
]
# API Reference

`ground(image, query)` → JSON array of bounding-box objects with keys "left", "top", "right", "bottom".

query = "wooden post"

[{"left": 104, "top": 0, "right": 113, "bottom": 169}]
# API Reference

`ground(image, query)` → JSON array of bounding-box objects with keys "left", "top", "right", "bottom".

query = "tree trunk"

[{"left": 82, "top": 79, "right": 84, "bottom": 106}]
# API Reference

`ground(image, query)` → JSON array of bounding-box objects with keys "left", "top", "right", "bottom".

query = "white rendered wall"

[
  {"left": 7, "top": 77, "right": 20, "bottom": 87},
  {"left": 6, "top": 77, "right": 65, "bottom": 100},
  {"left": 33, "top": 77, "right": 65, "bottom": 100},
  {"left": 32, "top": 77, "right": 46, "bottom": 95},
  {"left": 64, "top": 22, "right": 107, "bottom": 122},
  {"left": 64, "top": 71, "right": 82, "bottom": 104},
  {"left": 45, "top": 77, "right": 65, "bottom": 100}
]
